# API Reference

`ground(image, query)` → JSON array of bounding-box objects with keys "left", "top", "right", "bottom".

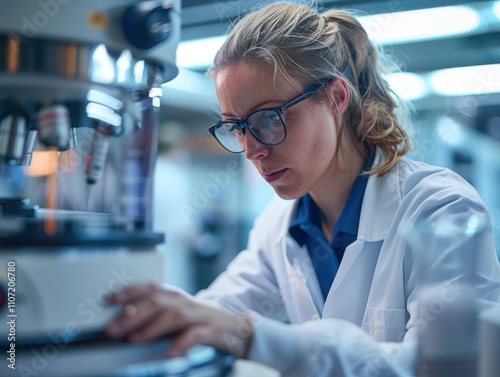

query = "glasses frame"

[{"left": 209, "top": 78, "right": 333, "bottom": 153}]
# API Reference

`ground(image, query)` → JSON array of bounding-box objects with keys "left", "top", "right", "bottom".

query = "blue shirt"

[{"left": 288, "top": 156, "right": 372, "bottom": 300}]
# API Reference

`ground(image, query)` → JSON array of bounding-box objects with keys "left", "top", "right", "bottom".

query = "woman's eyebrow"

[
  {"left": 221, "top": 112, "right": 240, "bottom": 118},
  {"left": 220, "top": 98, "right": 286, "bottom": 119}
]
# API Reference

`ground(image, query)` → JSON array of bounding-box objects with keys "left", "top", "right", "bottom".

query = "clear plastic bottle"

[{"left": 409, "top": 213, "right": 487, "bottom": 377}]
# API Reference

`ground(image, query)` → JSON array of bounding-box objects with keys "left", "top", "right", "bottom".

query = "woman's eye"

[
  {"left": 265, "top": 113, "right": 280, "bottom": 123},
  {"left": 223, "top": 123, "right": 240, "bottom": 133}
]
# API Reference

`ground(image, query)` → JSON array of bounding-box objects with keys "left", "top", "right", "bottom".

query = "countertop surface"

[{"left": 2, "top": 338, "right": 281, "bottom": 377}]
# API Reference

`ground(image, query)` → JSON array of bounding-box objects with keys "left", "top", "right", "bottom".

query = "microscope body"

[{"left": 0, "top": 0, "right": 180, "bottom": 348}]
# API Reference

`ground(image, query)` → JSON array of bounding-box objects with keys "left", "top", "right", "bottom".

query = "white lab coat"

[{"left": 197, "top": 151, "right": 500, "bottom": 376}]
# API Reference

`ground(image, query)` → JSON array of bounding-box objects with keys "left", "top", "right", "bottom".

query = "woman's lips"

[{"left": 263, "top": 168, "right": 287, "bottom": 183}]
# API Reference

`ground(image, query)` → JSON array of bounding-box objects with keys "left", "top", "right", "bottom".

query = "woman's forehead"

[
  {"left": 215, "top": 64, "right": 302, "bottom": 92},
  {"left": 215, "top": 64, "right": 301, "bottom": 115}
]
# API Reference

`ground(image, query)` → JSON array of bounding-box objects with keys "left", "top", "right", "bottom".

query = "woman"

[{"left": 105, "top": 2, "right": 500, "bottom": 375}]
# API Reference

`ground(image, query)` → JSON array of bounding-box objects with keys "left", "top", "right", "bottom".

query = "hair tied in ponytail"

[{"left": 323, "top": 15, "right": 341, "bottom": 33}]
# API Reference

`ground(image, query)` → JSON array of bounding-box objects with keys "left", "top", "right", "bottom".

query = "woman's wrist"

[
  {"left": 223, "top": 311, "right": 254, "bottom": 358},
  {"left": 202, "top": 305, "right": 254, "bottom": 358}
]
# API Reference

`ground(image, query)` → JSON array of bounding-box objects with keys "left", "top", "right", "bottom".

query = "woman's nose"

[{"left": 244, "top": 130, "right": 269, "bottom": 160}]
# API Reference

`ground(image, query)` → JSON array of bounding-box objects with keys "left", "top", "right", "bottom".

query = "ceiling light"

[
  {"left": 359, "top": 6, "right": 480, "bottom": 45},
  {"left": 177, "top": 5, "right": 482, "bottom": 70},
  {"left": 176, "top": 36, "right": 227, "bottom": 70},
  {"left": 387, "top": 72, "right": 427, "bottom": 100},
  {"left": 494, "top": 1, "right": 500, "bottom": 20},
  {"left": 430, "top": 64, "right": 500, "bottom": 96}
]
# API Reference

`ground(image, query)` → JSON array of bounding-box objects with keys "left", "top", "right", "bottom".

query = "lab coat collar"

[
  {"left": 276, "top": 199, "right": 300, "bottom": 243},
  {"left": 357, "top": 150, "right": 401, "bottom": 242}
]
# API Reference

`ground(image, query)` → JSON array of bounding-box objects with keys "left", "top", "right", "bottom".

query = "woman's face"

[{"left": 215, "top": 64, "right": 341, "bottom": 199}]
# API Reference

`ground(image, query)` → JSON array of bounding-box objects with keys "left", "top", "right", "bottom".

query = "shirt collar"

[{"left": 289, "top": 194, "right": 318, "bottom": 246}]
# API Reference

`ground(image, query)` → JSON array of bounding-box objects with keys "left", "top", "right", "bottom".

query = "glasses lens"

[
  {"left": 247, "top": 109, "right": 285, "bottom": 145},
  {"left": 214, "top": 122, "right": 245, "bottom": 152}
]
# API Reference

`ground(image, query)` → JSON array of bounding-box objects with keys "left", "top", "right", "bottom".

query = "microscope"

[{"left": 0, "top": 1, "right": 229, "bottom": 376}]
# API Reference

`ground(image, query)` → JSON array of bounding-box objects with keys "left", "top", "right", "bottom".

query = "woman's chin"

[{"left": 272, "top": 186, "right": 304, "bottom": 201}]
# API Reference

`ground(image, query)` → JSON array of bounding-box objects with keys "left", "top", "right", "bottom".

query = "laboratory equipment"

[
  {"left": 0, "top": 1, "right": 212, "bottom": 376},
  {"left": 409, "top": 213, "right": 488, "bottom": 377},
  {"left": 478, "top": 305, "right": 500, "bottom": 377}
]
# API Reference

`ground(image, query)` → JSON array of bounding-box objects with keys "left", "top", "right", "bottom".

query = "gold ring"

[{"left": 124, "top": 304, "right": 138, "bottom": 317}]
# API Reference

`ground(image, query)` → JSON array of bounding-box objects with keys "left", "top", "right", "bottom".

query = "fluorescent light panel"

[
  {"left": 359, "top": 6, "right": 480, "bottom": 45},
  {"left": 175, "top": 7, "right": 500, "bottom": 100},
  {"left": 430, "top": 64, "right": 500, "bottom": 96},
  {"left": 177, "top": 5, "right": 481, "bottom": 69},
  {"left": 176, "top": 35, "right": 226, "bottom": 70},
  {"left": 494, "top": 1, "right": 500, "bottom": 20}
]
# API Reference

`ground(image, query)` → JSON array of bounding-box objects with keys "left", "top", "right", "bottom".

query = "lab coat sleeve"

[
  {"left": 196, "top": 203, "right": 289, "bottom": 321},
  {"left": 247, "top": 314, "right": 416, "bottom": 377}
]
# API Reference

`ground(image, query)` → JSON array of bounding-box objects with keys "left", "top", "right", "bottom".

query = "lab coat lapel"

[
  {"left": 282, "top": 234, "right": 323, "bottom": 322},
  {"left": 329, "top": 240, "right": 365, "bottom": 291},
  {"left": 323, "top": 240, "right": 382, "bottom": 324}
]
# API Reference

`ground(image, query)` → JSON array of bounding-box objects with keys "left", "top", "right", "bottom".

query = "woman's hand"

[{"left": 104, "top": 283, "right": 253, "bottom": 358}]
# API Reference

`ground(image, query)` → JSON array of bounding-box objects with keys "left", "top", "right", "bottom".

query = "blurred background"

[{"left": 153, "top": 0, "right": 500, "bottom": 294}]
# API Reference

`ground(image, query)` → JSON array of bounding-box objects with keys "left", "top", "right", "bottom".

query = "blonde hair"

[{"left": 208, "top": 1, "right": 411, "bottom": 176}]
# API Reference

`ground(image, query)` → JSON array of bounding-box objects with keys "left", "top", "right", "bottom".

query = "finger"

[
  {"left": 126, "top": 303, "right": 191, "bottom": 342},
  {"left": 165, "top": 325, "right": 220, "bottom": 358},
  {"left": 107, "top": 282, "right": 161, "bottom": 305},
  {"left": 105, "top": 295, "right": 159, "bottom": 338},
  {"left": 125, "top": 291, "right": 202, "bottom": 341},
  {"left": 107, "top": 291, "right": 191, "bottom": 339}
]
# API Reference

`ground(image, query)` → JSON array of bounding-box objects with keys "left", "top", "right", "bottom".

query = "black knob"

[{"left": 122, "top": 1, "right": 172, "bottom": 50}]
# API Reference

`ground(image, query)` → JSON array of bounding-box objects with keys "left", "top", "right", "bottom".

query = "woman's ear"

[{"left": 327, "top": 78, "right": 349, "bottom": 116}]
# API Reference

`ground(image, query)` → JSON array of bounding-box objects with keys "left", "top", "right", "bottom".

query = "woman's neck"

[{"left": 309, "top": 144, "right": 367, "bottom": 240}]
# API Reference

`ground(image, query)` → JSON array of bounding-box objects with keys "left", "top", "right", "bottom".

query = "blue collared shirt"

[{"left": 289, "top": 156, "right": 372, "bottom": 300}]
